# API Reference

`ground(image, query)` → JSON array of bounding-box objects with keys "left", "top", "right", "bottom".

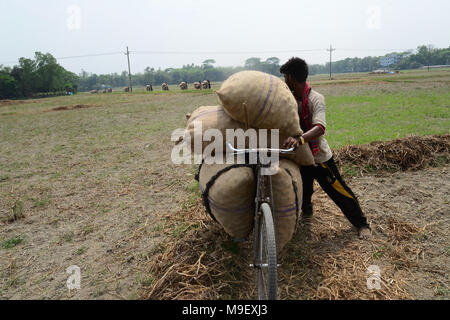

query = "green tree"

[
  {"left": 10, "top": 58, "right": 37, "bottom": 97},
  {"left": 245, "top": 57, "right": 262, "bottom": 70},
  {"left": 0, "top": 73, "right": 19, "bottom": 99},
  {"left": 34, "top": 52, "right": 60, "bottom": 93},
  {"left": 261, "top": 57, "right": 281, "bottom": 75},
  {"left": 202, "top": 59, "right": 216, "bottom": 69}
]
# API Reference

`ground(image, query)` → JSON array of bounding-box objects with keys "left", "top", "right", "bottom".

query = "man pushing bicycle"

[{"left": 280, "top": 57, "right": 372, "bottom": 240}]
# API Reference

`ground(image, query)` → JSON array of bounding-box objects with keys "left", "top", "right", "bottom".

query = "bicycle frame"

[{"left": 226, "top": 142, "right": 295, "bottom": 299}]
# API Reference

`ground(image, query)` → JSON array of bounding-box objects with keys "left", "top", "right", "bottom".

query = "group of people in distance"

[
  {"left": 138, "top": 80, "right": 212, "bottom": 91},
  {"left": 120, "top": 80, "right": 212, "bottom": 92}
]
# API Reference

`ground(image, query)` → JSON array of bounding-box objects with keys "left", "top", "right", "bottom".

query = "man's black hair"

[{"left": 280, "top": 57, "right": 308, "bottom": 82}]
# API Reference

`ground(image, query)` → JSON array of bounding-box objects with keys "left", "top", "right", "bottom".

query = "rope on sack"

[
  {"left": 196, "top": 160, "right": 254, "bottom": 223},
  {"left": 194, "top": 161, "right": 203, "bottom": 182},
  {"left": 284, "top": 168, "right": 300, "bottom": 233}
]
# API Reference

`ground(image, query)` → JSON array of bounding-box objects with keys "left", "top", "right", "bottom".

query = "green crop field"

[
  {"left": 0, "top": 68, "right": 449, "bottom": 300},
  {"left": 325, "top": 90, "right": 449, "bottom": 147}
]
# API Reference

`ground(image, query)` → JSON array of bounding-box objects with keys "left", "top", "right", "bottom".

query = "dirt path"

[
  {"left": 282, "top": 165, "right": 449, "bottom": 299},
  {"left": 347, "top": 166, "right": 449, "bottom": 299}
]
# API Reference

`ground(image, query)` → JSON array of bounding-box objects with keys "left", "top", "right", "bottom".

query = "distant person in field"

[{"left": 280, "top": 57, "right": 371, "bottom": 240}]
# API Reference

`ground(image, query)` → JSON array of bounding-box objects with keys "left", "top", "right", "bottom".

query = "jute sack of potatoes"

[
  {"left": 181, "top": 105, "right": 276, "bottom": 154},
  {"left": 279, "top": 141, "right": 315, "bottom": 167},
  {"left": 215, "top": 70, "right": 302, "bottom": 137},
  {"left": 272, "top": 159, "right": 303, "bottom": 252},
  {"left": 179, "top": 105, "right": 315, "bottom": 166},
  {"left": 198, "top": 162, "right": 255, "bottom": 239},
  {"left": 179, "top": 105, "right": 245, "bottom": 155}
]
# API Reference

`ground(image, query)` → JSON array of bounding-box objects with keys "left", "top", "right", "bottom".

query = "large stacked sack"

[
  {"left": 271, "top": 159, "right": 303, "bottom": 252},
  {"left": 197, "top": 162, "right": 255, "bottom": 239},
  {"left": 180, "top": 105, "right": 245, "bottom": 155},
  {"left": 178, "top": 105, "right": 315, "bottom": 166},
  {"left": 181, "top": 70, "right": 316, "bottom": 249},
  {"left": 215, "top": 70, "right": 315, "bottom": 166},
  {"left": 197, "top": 158, "right": 302, "bottom": 251},
  {"left": 215, "top": 70, "right": 302, "bottom": 138},
  {"left": 282, "top": 144, "right": 315, "bottom": 167}
]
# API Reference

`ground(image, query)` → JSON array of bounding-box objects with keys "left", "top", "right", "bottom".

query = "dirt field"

[
  {"left": 342, "top": 166, "right": 449, "bottom": 299},
  {"left": 0, "top": 69, "right": 449, "bottom": 300},
  {"left": 0, "top": 91, "right": 211, "bottom": 299}
]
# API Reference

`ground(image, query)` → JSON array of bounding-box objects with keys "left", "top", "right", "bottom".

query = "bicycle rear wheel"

[{"left": 256, "top": 202, "right": 277, "bottom": 300}]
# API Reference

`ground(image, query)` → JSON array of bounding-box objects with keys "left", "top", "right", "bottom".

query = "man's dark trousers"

[{"left": 300, "top": 156, "right": 369, "bottom": 228}]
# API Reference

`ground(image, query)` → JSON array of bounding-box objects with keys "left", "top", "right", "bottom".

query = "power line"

[
  {"left": 0, "top": 47, "right": 417, "bottom": 66},
  {"left": 0, "top": 49, "right": 323, "bottom": 64},
  {"left": 57, "top": 52, "right": 124, "bottom": 60},
  {"left": 131, "top": 48, "right": 414, "bottom": 55},
  {"left": 337, "top": 48, "right": 412, "bottom": 52},
  {"left": 131, "top": 49, "right": 325, "bottom": 55},
  {"left": 0, "top": 51, "right": 124, "bottom": 65}
]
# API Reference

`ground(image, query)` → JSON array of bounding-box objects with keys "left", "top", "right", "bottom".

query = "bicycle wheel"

[{"left": 256, "top": 202, "right": 277, "bottom": 300}]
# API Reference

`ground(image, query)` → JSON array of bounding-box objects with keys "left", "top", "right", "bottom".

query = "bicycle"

[{"left": 226, "top": 142, "right": 296, "bottom": 300}]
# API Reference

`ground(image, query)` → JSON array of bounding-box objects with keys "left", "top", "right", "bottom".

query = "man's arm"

[
  {"left": 283, "top": 125, "right": 325, "bottom": 149},
  {"left": 302, "top": 124, "right": 325, "bottom": 143}
]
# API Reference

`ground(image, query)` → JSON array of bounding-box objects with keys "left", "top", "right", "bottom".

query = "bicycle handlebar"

[{"left": 226, "top": 142, "right": 296, "bottom": 154}]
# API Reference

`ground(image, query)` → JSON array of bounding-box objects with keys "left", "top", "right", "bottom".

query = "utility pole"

[
  {"left": 126, "top": 46, "right": 133, "bottom": 92},
  {"left": 327, "top": 45, "right": 336, "bottom": 80},
  {"left": 427, "top": 44, "right": 431, "bottom": 72}
]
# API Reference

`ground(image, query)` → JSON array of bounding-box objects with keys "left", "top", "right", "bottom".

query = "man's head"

[{"left": 280, "top": 57, "right": 308, "bottom": 92}]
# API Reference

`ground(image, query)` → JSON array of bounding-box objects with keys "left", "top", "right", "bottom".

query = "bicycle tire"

[{"left": 257, "top": 202, "right": 277, "bottom": 300}]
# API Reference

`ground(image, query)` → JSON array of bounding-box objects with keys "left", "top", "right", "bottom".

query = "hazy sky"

[{"left": 1, "top": 0, "right": 449, "bottom": 74}]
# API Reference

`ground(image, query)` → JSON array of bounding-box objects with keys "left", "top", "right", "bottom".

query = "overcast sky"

[{"left": 1, "top": 0, "right": 449, "bottom": 74}]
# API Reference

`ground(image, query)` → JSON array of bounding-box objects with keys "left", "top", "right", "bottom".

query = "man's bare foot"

[{"left": 358, "top": 226, "right": 371, "bottom": 239}]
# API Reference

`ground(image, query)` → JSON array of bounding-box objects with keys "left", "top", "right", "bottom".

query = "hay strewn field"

[{"left": 0, "top": 69, "right": 449, "bottom": 299}]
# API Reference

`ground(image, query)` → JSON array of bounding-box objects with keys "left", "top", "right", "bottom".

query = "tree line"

[
  {"left": 1, "top": 45, "right": 449, "bottom": 97},
  {"left": 77, "top": 45, "right": 450, "bottom": 91},
  {"left": 309, "top": 45, "right": 450, "bottom": 74},
  {"left": 76, "top": 57, "right": 284, "bottom": 91},
  {"left": 0, "top": 52, "right": 78, "bottom": 99}
]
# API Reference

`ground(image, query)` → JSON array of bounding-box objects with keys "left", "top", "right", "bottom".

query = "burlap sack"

[
  {"left": 280, "top": 141, "right": 315, "bottom": 167},
  {"left": 178, "top": 105, "right": 314, "bottom": 166},
  {"left": 197, "top": 158, "right": 303, "bottom": 248},
  {"left": 180, "top": 106, "right": 245, "bottom": 155},
  {"left": 179, "top": 106, "right": 314, "bottom": 167},
  {"left": 272, "top": 159, "right": 303, "bottom": 251},
  {"left": 198, "top": 163, "right": 255, "bottom": 239},
  {"left": 215, "top": 71, "right": 302, "bottom": 137}
]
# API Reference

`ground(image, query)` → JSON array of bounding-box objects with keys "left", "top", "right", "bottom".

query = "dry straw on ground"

[{"left": 334, "top": 134, "right": 449, "bottom": 172}]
